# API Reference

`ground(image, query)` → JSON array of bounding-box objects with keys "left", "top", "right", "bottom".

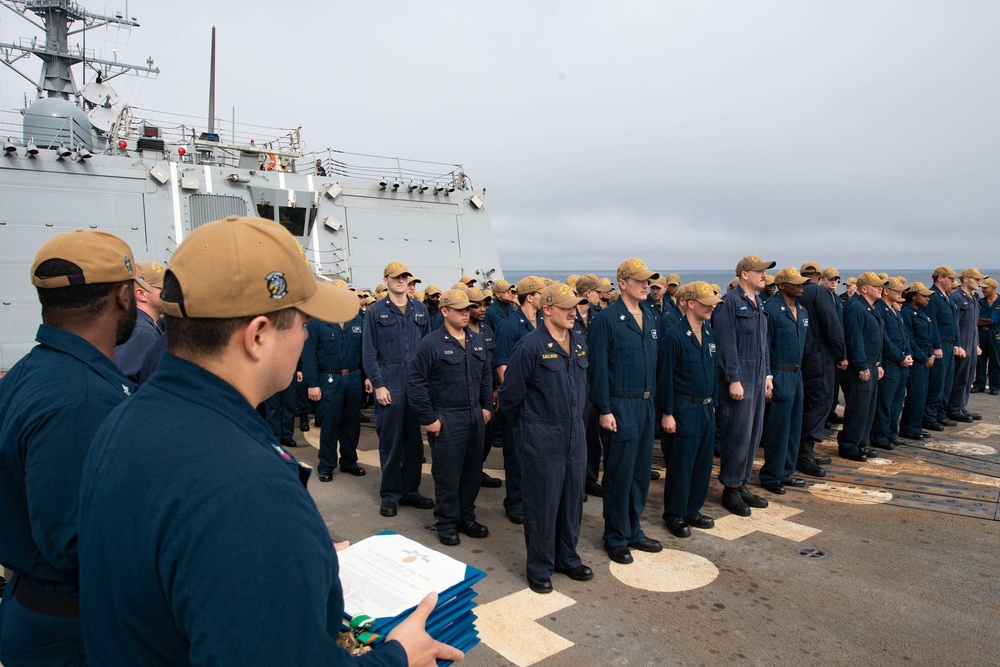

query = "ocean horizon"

[{"left": 502, "top": 268, "right": 1000, "bottom": 293}]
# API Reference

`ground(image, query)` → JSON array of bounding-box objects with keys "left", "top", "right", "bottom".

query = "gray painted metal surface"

[{"left": 0, "top": 1, "right": 503, "bottom": 370}]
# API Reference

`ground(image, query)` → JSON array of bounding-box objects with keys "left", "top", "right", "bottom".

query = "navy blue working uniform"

[
  {"left": 302, "top": 313, "right": 365, "bottom": 474},
  {"left": 494, "top": 309, "right": 543, "bottom": 516},
  {"left": 485, "top": 298, "right": 517, "bottom": 334},
  {"left": 660, "top": 296, "right": 684, "bottom": 328},
  {"left": 712, "top": 287, "right": 770, "bottom": 489},
  {"left": 113, "top": 308, "right": 163, "bottom": 385},
  {"left": 362, "top": 296, "right": 431, "bottom": 503},
  {"left": 948, "top": 288, "right": 980, "bottom": 416},
  {"left": 974, "top": 295, "right": 1000, "bottom": 392},
  {"left": 499, "top": 327, "right": 588, "bottom": 580},
  {"left": 838, "top": 295, "right": 884, "bottom": 456},
  {"left": 587, "top": 299, "right": 659, "bottom": 549},
  {"left": 900, "top": 303, "right": 935, "bottom": 438},
  {"left": 426, "top": 302, "right": 444, "bottom": 331},
  {"left": 475, "top": 321, "right": 500, "bottom": 469},
  {"left": 656, "top": 318, "right": 718, "bottom": 522},
  {"left": 573, "top": 307, "right": 603, "bottom": 490},
  {"left": 0, "top": 325, "right": 134, "bottom": 664},
  {"left": 924, "top": 284, "right": 956, "bottom": 424},
  {"left": 799, "top": 281, "right": 846, "bottom": 443},
  {"left": 872, "top": 300, "right": 911, "bottom": 446},
  {"left": 760, "top": 297, "right": 808, "bottom": 485},
  {"left": 78, "top": 353, "right": 407, "bottom": 667},
  {"left": 407, "top": 327, "right": 492, "bottom": 532}
]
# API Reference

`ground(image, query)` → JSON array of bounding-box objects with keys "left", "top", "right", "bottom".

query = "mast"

[
  {"left": 207, "top": 26, "right": 216, "bottom": 134},
  {"left": 0, "top": 0, "right": 158, "bottom": 102}
]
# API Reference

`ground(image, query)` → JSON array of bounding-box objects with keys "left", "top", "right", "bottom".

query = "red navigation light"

[
  {"left": 178, "top": 147, "right": 187, "bottom": 156},
  {"left": 118, "top": 140, "right": 127, "bottom": 150}
]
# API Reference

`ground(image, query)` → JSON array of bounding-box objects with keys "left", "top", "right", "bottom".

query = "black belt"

[
  {"left": 771, "top": 364, "right": 800, "bottom": 372},
  {"left": 322, "top": 369, "right": 357, "bottom": 376},
  {"left": 676, "top": 393, "right": 712, "bottom": 405},
  {"left": 610, "top": 390, "right": 651, "bottom": 399},
  {"left": 869, "top": 361, "right": 881, "bottom": 367},
  {"left": 941, "top": 337, "right": 955, "bottom": 343},
  {"left": 12, "top": 575, "right": 80, "bottom": 618}
]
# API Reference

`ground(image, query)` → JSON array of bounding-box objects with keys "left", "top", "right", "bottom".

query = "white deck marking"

[
  {"left": 709, "top": 502, "right": 822, "bottom": 541},
  {"left": 960, "top": 422, "right": 1000, "bottom": 439},
  {"left": 475, "top": 589, "right": 576, "bottom": 667},
  {"left": 924, "top": 440, "right": 998, "bottom": 456},
  {"left": 610, "top": 549, "right": 718, "bottom": 592},
  {"left": 808, "top": 483, "right": 893, "bottom": 505}
]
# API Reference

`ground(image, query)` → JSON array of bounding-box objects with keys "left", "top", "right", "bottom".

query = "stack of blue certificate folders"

[{"left": 338, "top": 530, "right": 487, "bottom": 665}]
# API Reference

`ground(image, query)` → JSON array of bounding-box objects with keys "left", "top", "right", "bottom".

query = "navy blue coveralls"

[
  {"left": 0, "top": 325, "right": 134, "bottom": 665},
  {"left": 872, "top": 300, "right": 911, "bottom": 445},
  {"left": 78, "top": 353, "right": 407, "bottom": 667},
  {"left": 573, "top": 307, "right": 603, "bottom": 489},
  {"left": 799, "top": 282, "right": 846, "bottom": 443},
  {"left": 974, "top": 295, "right": 1000, "bottom": 391},
  {"left": 485, "top": 299, "right": 517, "bottom": 334},
  {"left": 302, "top": 313, "right": 365, "bottom": 473},
  {"left": 948, "top": 289, "right": 980, "bottom": 416},
  {"left": 925, "top": 284, "right": 956, "bottom": 424},
  {"left": 499, "top": 327, "right": 589, "bottom": 580},
  {"left": 712, "top": 287, "right": 770, "bottom": 489},
  {"left": 113, "top": 308, "right": 163, "bottom": 385},
  {"left": 900, "top": 303, "right": 935, "bottom": 438},
  {"left": 475, "top": 322, "right": 499, "bottom": 467},
  {"left": 760, "top": 296, "right": 808, "bottom": 485},
  {"left": 426, "top": 303, "right": 444, "bottom": 331},
  {"left": 656, "top": 318, "right": 718, "bottom": 521},
  {"left": 494, "top": 309, "right": 543, "bottom": 514},
  {"left": 362, "top": 296, "right": 431, "bottom": 503},
  {"left": 587, "top": 298, "right": 659, "bottom": 549},
  {"left": 660, "top": 297, "right": 684, "bottom": 329},
  {"left": 838, "top": 296, "right": 884, "bottom": 456},
  {"left": 407, "top": 327, "right": 492, "bottom": 532}
]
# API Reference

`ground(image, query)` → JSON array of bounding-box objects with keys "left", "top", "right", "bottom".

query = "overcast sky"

[{"left": 1, "top": 0, "right": 997, "bottom": 271}]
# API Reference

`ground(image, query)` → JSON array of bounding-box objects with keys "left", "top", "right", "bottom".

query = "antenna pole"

[{"left": 207, "top": 26, "right": 216, "bottom": 134}]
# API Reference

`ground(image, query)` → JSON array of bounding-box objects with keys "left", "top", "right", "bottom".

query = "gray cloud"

[{"left": 2, "top": 0, "right": 995, "bottom": 270}]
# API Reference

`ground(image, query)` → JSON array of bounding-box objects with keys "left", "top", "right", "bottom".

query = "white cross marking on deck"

[
  {"left": 475, "top": 589, "right": 576, "bottom": 667},
  {"left": 709, "top": 502, "right": 821, "bottom": 542}
]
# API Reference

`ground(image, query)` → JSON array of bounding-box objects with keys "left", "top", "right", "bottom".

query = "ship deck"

[{"left": 302, "top": 391, "right": 1000, "bottom": 667}]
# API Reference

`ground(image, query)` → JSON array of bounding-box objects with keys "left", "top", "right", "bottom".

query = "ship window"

[
  {"left": 256, "top": 204, "right": 275, "bottom": 221},
  {"left": 278, "top": 206, "right": 307, "bottom": 237}
]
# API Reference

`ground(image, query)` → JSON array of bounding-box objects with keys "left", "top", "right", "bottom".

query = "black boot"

[
  {"left": 796, "top": 441, "right": 827, "bottom": 477},
  {"left": 299, "top": 415, "right": 310, "bottom": 432}
]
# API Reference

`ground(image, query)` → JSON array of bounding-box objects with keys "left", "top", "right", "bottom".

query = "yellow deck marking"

[
  {"left": 709, "top": 502, "right": 822, "bottom": 541},
  {"left": 808, "top": 483, "right": 893, "bottom": 505},
  {"left": 475, "top": 589, "right": 575, "bottom": 666},
  {"left": 610, "top": 549, "right": 718, "bottom": 592},
  {"left": 924, "top": 440, "right": 998, "bottom": 456}
]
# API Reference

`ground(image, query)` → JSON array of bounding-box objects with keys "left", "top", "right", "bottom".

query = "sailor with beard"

[{"left": 0, "top": 231, "right": 141, "bottom": 665}]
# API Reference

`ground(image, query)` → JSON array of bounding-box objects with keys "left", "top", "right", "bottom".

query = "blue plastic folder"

[{"left": 337, "top": 529, "right": 486, "bottom": 663}]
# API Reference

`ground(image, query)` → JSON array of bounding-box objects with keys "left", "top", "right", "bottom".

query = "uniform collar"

[{"left": 36, "top": 324, "right": 133, "bottom": 395}]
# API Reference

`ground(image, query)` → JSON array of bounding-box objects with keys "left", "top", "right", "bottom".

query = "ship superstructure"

[{"left": 0, "top": 1, "right": 502, "bottom": 370}]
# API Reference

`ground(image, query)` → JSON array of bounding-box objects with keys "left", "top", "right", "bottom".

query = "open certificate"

[{"left": 338, "top": 531, "right": 483, "bottom": 623}]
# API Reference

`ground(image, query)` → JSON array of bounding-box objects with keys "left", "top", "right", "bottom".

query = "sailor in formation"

[
  {"left": 363, "top": 261, "right": 435, "bottom": 517},
  {"left": 500, "top": 283, "right": 592, "bottom": 593},
  {"left": 656, "top": 281, "right": 721, "bottom": 538},
  {"left": 586, "top": 258, "right": 663, "bottom": 564},
  {"left": 407, "top": 289, "right": 493, "bottom": 546}
]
